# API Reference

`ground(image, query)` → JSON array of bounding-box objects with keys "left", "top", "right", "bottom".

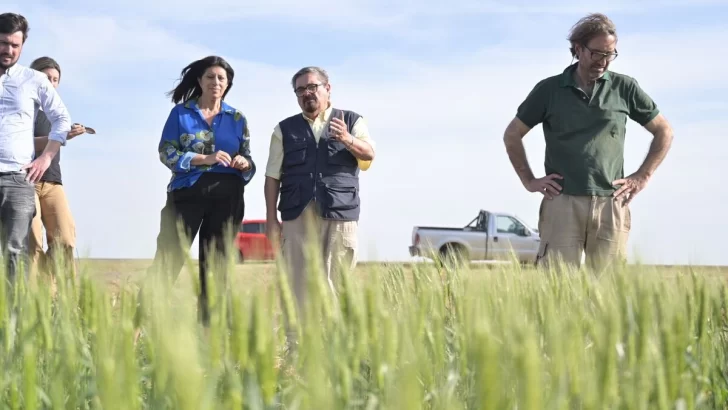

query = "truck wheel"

[{"left": 439, "top": 243, "right": 467, "bottom": 268}]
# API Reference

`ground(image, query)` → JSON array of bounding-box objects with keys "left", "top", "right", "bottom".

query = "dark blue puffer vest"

[{"left": 277, "top": 108, "right": 362, "bottom": 222}]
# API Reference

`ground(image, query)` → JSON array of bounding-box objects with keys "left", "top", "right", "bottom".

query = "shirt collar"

[
  {"left": 559, "top": 62, "right": 611, "bottom": 88},
  {"left": 183, "top": 98, "right": 235, "bottom": 114},
  {"left": 4, "top": 63, "right": 21, "bottom": 77}
]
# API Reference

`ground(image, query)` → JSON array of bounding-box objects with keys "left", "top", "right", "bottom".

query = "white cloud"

[{"left": 11, "top": 4, "right": 728, "bottom": 266}]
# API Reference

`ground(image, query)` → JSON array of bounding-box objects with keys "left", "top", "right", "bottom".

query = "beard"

[
  {"left": 302, "top": 96, "right": 319, "bottom": 113},
  {"left": 0, "top": 54, "right": 16, "bottom": 70}
]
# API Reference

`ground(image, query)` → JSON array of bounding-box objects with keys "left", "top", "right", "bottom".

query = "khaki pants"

[
  {"left": 535, "top": 194, "right": 630, "bottom": 273},
  {"left": 29, "top": 182, "right": 76, "bottom": 281},
  {"left": 280, "top": 203, "right": 358, "bottom": 337}
]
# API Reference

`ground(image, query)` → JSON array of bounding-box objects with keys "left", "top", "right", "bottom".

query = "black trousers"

[{"left": 150, "top": 172, "right": 245, "bottom": 325}]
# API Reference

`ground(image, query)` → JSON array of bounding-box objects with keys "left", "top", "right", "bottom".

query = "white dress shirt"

[{"left": 0, "top": 63, "right": 71, "bottom": 173}]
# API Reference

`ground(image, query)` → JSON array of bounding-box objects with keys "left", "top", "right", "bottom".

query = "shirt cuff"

[
  {"left": 48, "top": 132, "right": 68, "bottom": 146},
  {"left": 177, "top": 151, "right": 198, "bottom": 172}
]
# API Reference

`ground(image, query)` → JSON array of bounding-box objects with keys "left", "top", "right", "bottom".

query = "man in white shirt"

[{"left": 0, "top": 13, "right": 72, "bottom": 284}]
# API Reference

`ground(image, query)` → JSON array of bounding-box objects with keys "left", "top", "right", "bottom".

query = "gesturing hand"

[
  {"left": 612, "top": 172, "right": 649, "bottom": 205},
  {"left": 525, "top": 174, "right": 563, "bottom": 200},
  {"left": 204, "top": 151, "right": 232, "bottom": 167},
  {"left": 329, "top": 112, "right": 352, "bottom": 144},
  {"left": 231, "top": 155, "right": 250, "bottom": 171}
]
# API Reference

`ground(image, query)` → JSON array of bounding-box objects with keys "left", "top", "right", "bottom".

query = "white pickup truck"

[{"left": 409, "top": 209, "right": 541, "bottom": 264}]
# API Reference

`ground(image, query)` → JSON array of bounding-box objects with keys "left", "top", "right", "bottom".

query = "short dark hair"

[
  {"left": 30, "top": 56, "right": 61, "bottom": 79},
  {"left": 166, "top": 55, "right": 234, "bottom": 104},
  {"left": 0, "top": 13, "right": 29, "bottom": 43},
  {"left": 291, "top": 66, "right": 329, "bottom": 89}
]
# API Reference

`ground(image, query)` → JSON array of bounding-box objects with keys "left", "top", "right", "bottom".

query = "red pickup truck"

[{"left": 235, "top": 219, "right": 275, "bottom": 262}]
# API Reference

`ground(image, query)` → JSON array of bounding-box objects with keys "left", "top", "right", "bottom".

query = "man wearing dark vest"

[
  {"left": 264, "top": 66, "right": 376, "bottom": 318},
  {"left": 503, "top": 13, "right": 673, "bottom": 272}
]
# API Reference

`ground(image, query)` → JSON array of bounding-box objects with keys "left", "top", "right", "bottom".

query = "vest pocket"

[
  {"left": 277, "top": 183, "right": 300, "bottom": 211},
  {"left": 327, "top": 140, "right": 357, "bottom": 167},
  {"left": 283, "top": 142, "right": 307, "bottom": 167},
  {"left": 323, "top": 184, "right": 359, "bottom": 211}
]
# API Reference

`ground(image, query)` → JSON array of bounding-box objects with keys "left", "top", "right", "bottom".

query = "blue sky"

[{"left": 8, "top": 1, "right": 728, "bottom": 265}]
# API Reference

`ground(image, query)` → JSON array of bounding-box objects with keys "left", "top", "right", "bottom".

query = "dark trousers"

[
  {"left": 150, "top": 172, "right": 245, "bottom": 325},
  {"left": 0, "top": 172, "right": 36, "bottom": 285}
]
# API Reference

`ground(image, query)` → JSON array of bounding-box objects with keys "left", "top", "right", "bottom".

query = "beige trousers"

[
  {"left": 29, "top": 182, "right": 76, "bottom": 280},
  {"left": 535, "top": 193, "right": 631, "bottom": 273},
  {"left": 279, "top": 203, "right": 357, "bottom": 341}
]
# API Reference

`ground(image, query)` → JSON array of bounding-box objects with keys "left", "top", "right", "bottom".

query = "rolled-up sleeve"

[
  {"left": 36, "top": 75, "right": 71, "bottom": 145},
  {"left": 264, "top": 125, "right": 284, "bottom": 180}
]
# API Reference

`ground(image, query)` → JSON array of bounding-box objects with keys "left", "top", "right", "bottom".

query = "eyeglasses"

[
  {"left": 294, "top": 83, "right": 324, "bottom": 97},
  {"left": 584, "top": 45, "right": 618, "bottom": 62}
]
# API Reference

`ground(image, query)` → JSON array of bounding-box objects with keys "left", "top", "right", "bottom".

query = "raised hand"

[{"left": 329, "top": 111, "right": 351, "bottom": 144}]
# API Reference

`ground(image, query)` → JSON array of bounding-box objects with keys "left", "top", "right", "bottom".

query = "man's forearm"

[
  {"left": 636, "top": 127, "right": 673, "bottom": 178},
  {"left": 345, "top": 136, "right": 374, "bottom": 161},
  {"left": 34, "top": 136, "right": 49, "bottom": 152},
  {"left": 504, "top": 132, "right": 535, "bottom": 187},
  {"left": 40, "top": 140, "right": 62, "bottom": 160},
  {"left": 264, "top": 176, "right": 280, "bottom": 217}
]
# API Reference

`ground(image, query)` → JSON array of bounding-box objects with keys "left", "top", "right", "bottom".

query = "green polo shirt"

[{"left": 516, "top": 63, "right": 660, "bottom": 196}]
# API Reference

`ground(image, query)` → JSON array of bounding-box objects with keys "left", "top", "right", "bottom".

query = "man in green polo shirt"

[{"left": 503, "top": 13, "right": 674, "bottom": 272}]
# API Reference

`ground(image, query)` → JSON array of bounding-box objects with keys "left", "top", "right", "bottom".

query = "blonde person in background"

[
  {"left": 29, "top": 56, "right": 88, "bottom": 286},
  {"left": 264, "top": 66, "right": 376, "bottom": 345}
]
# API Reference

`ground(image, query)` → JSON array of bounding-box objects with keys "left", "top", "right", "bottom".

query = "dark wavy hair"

[
  {"left": 30, "top": 56, "right": 61, "bottom": 79},
  {"left": 0, "top": 13, "right": 29, "bottom": 43},
  {"left": 166, "top": 55, "right": 234, "bottom": 104}
]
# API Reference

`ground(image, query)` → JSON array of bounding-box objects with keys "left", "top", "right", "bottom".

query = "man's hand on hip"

[
  {"left": 525, "top": 173, "right": 563, "bottom": 200},
  {"left": 22, "top": 154, "right": 53, "bottom": 183},
  {"left": 612, "top": 172, "right": 649, "bottom": 205}
]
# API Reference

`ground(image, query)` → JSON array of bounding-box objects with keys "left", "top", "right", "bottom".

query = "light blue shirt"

[{"left": 0, "top": 63, "right": 72, "bottom": 173}]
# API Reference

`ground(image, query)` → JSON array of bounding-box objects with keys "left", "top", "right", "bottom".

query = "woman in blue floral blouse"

[{"left": 150, "top": 55, "right": 255, "bottom": 325}]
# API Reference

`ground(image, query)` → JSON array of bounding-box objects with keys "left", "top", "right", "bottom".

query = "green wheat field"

[{"left": 2, "top": 247, "right": 728, "bottom": 410}]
